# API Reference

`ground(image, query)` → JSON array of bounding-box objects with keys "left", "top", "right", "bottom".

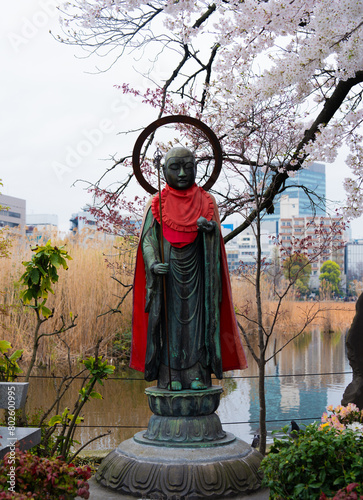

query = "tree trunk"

[
  {"left": 258, "top": 357, "right": 267, "bottom": 456},
  {"left": 255, "top": 212, "right": 267, "bottom": 455}
]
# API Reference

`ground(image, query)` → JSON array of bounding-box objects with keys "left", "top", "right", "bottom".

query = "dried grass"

[
  {"left": 0, "top": 232, "right": 135, "bottom": 365},
  {"left": 232, "top": 276, "right": 356, "bottom": 337},
  {"left": 0, "top": 232, "right": 357, "bottom": 368}
]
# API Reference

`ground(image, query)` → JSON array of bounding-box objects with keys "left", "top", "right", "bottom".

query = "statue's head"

[{"left": 163, "top": 147, "right": 196, "bottom": 190}]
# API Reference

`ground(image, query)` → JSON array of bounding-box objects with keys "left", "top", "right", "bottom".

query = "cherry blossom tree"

[
  {"left": 56, "top": 0, "right": 363, "bottom": 229},
  {"left": 55, "top": 0, "right": 363, "bottom": 454}
]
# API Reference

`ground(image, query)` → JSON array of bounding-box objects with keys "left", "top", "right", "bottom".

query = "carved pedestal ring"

[
  {"left": 95, "top": 387, "right": 264, "bottom": 498},
  {"left": 95, "top": 435, "right": 263, "bottom": 499}
]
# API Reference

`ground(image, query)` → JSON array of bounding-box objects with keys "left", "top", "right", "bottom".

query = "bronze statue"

[
  {"left": 130, "top": 146, "right": 247, "bottom": 390},
  {"left": 96, "top": 131, "right": 262, "bottom": 500}
]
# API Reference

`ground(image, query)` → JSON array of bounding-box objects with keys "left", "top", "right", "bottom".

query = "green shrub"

[
  {"left": 320, "top": 482, "right": 363, "bottom": 499},
  {"left": 111, "top": 328, "right": 132, "bottom": 365},
  {"left": 260, "top": 422, "right": 363, "bottom": 499}
]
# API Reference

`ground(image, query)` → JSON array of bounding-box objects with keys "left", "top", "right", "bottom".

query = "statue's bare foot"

[
  {"left": 169, "top": 380, "right": 182, "bottom": 391},
  {"left": 190, "top": 378, "right": 207, "bottom": 390}
]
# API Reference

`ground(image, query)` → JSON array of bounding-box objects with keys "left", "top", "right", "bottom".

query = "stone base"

[
  {"left": 0, "top": 382, "right": 29, "bottom": 410},
  {"left": 95, "top": 435, "right": 263, "bottom": 499},
  {"left": 79, "top": 477, "right": 270, "bottom": 500},
  {"left": 0, "top": 426, "right": 41, "bottom": 459}
]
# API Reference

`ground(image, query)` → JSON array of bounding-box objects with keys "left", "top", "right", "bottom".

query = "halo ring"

[{"left": 132, "top": 115, "right": 223, "bottom": 194}]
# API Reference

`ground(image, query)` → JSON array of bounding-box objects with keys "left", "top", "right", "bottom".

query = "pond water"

[{"left": 25, "top": 328, "right": 352, "bottom": 451}]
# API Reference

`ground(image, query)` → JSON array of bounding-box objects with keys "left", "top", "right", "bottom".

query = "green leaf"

[
  {"left": 89, "top": 391, "right": 103, "bottom": 399},
  {"left": 9, "top": 349, "right": 24, "bottom": 362},
  {"left": 0, "top": 340, "right": 11, "bottom": 354},
  {"left": 30, "top": 268, "right": 40, "bottom": 284},
  {"left": 294, "top": 484, "right": 306, "bottom": 495},
  {"left": 41, "top": 305, "right": 52, "bottom": 318},
  {"left": 50, "top": 253, "right": 60, "bottom": 268},
  {"left": 20, "top": 289, "right": 34, "bottom": 304},
  {"left": 309, "top": 482, "right": 323, "bottom": 489},
  {"left": 319, "top": 469, "right": 326, "bottom": 483},
  {"left": 48, "top": 415, "right": 63, "bottom": 426},
  {"left": 59, "top": 256, "right": 69, "bottom": 270}
]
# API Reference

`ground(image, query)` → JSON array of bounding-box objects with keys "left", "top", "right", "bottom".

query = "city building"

[
  {"left": 69, "top": 207, "right": 142, "bottom": 242},
  {"left": 0, "top": 194, "right": 26, "bottom": 230},
  {"left": 223, "top": 224, "right": 274, "bottom": 272},
  {"left": 279, "top": 215, "right": 346, "bottom": 289},
  {"left": 70, "top": 207, "right": 98, "bottom": 233},
  {"left": 265, "top": 162, "right": 326, "bottom": 228},
  {"left": 345, "top": 240, "right": 363, "bottom": 279},
  {"left": 224, "top": 239, "right": 242, "bottom": 272},
  {"left": 26, "top": 214, "right": 58, "bottom": 239}
]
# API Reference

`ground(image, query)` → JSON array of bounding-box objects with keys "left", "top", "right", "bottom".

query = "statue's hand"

[
  {"left": 197, "top": 216, "right": 215, "bottom": 233},
  {"left": 152, "top": 263, "right": 169, "bottom": 275}
]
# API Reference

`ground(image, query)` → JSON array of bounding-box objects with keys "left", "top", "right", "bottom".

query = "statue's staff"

[{"left": 153, "top": 148, "right": 173, "bottom": 391}]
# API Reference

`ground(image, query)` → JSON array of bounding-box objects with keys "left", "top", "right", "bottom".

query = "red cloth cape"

[{"left": 130, "top": 196, "right": 248, "bottom": 374}]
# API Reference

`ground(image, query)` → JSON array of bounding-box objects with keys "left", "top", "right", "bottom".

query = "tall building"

[
  {"left": 345, "top": 240, "right": 363, "bottom": 283},
  {"left": 0, "top": 194, "right": 26, "bottom": 229},
  {"left": 265, "top": 162, "right": 326, "bottom": 227},
  {"left": 279, "top": 215, "right": 346, "bottom": 289},
  {"left": 70, "top": 207, "right": 97, "bottom": 233}
]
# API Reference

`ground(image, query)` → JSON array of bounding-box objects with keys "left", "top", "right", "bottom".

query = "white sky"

[{"left": 1, "top": 0, "right": 362, "bottom": 237}]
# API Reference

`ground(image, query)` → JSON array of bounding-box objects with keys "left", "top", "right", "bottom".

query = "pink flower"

[{"left": 347, "top": 403, "right": 359, "bottom": 413}]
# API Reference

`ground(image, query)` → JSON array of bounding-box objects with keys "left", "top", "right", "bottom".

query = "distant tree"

[
  {"left": 283, "top": 253, "right": 312, "bottom": 296},
  {"left": 319, "top": 260, "right": 341, "bottom": 295},
  {"left": 351, "top": 279, "right": 363, "bottom": 298}
]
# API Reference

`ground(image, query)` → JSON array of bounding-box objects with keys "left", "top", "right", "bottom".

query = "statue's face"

[{"left": 163, "top": 148, "right": 196, "bottom": 190}]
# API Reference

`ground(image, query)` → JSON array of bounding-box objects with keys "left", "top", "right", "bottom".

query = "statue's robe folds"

[{"left": 130, "top": 189, "right": 247, "bottom": 381}]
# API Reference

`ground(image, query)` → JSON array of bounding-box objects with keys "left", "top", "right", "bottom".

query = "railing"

[{"left": 18, "top": 370, "right": 353, "bottom": 430}]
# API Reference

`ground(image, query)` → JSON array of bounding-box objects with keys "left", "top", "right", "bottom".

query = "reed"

[
  {"left": 0, "top": 232, "right": 135, "bottom": 366},
  {"left": 275, "top": 300, "right": 356, "bottom": 334},
  {"left": 231, "top": 276, "right": 356, "bottom": 337},
  {"left": 0, "top": 232, "right": 357, "bottom": 368}
]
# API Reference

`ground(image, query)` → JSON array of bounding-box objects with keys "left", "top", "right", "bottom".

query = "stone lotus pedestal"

[{"left": 95, "top": 386, "right": 263, "bottom": 498}]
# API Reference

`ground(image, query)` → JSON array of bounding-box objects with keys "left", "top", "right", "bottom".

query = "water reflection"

[
  {"left": 24, "top": 329, "right": 351, "bottom": 450},
  {"left": 218, "top": 328, "right": 351, "bottom": 443}
]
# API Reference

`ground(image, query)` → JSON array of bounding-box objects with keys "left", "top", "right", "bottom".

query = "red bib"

[{"left": 151, "top": 183, "right": 214, "bottom": 247}]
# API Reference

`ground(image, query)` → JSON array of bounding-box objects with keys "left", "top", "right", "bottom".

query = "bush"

[
  {"left": 0, "top": 448, "right": 91, "bottom": 499},
  {"left": 260, "top": 422, "right": 363, "bottom": 499},
  {"left": 0, "top": 492, "right": 36, "bottom": 499},
  {"left": 320, "top": 483, "right": 363, "bottom": 499}
]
